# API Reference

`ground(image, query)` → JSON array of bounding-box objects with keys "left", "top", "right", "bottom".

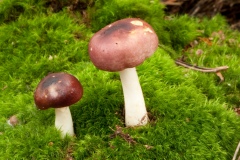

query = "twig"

[
  {"left": 175, "top": 59, "right": 229, "bottom": 82},
  {"left": 158, "top": 44, "right": 229, "bottom": 81},
  {"left": 175, "top": 59, "right": 229, "bottom": 73},
  {"left": 233, "top": 141, "right": 240, "bottom": 160},
  {"left": 109, "top": 125, "right": 136, "bottom": 144},
  {"left": 137, "top": 113, "right": 148, "bottom": 126}
]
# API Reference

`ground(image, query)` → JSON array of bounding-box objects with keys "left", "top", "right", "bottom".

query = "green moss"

[
  {"left": 88, "top": 1, "right": 200, "bottom": 52},
  {"left": 0, "top": 0, "right": 47, "bottom": 24},
  {"left": 68, "top": 49, "right": 240, "bottom": 159},
  {"left": 0, "top": 124, "right": 69, "bottom": 159},
  {"left": 0, "top": 0, "right": 240, "bottom": 159},
  {"left": 88, "top": 0, "right": 167, "bottom": 43},
  {"left": 0, "top": 11, "right": 91, "bottom": 93},
  {"left": 177, "top": 24, "right": 240, "bottom": 106},
  {"left": 199, "top": 14, "right": 228, "bottom": 36},
  {"left": 163, "top": 15, "right": 200, "bottom": 50}
]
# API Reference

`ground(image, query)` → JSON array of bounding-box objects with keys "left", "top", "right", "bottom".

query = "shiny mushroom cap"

[
  {"left": 88, "top": 18, "right": 159, "bottom": 72},
  {"left": 34, "top": 72, "right": 83, "bottom": 110}
]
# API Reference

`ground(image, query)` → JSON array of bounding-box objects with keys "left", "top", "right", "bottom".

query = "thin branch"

[
  {"left": 109, "top": 125, "right": 136, "bottom": 144},
  {"left": 175, "top": 59, "right": 229, "bottom": 73},
  {"left": 233, "top": 141, "right": 240, "bottom": 160}
]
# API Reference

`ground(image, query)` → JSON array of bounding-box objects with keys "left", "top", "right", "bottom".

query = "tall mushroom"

[
  {"left": 88, "top": 18, "right": 159, "bottom": 127},
  {"left": 34, "top": 72, "right": 83, "bottom": 137}
]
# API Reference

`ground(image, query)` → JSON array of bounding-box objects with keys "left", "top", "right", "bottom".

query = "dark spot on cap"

[
  {"left": 102, "top": 21, "right": 134, "bottom": 37},
  {"left": 41, "top": 76, "right": 60, "bottom": 88}
]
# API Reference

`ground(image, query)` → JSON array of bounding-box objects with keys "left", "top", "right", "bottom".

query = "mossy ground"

[{"left": 0, "top": 0, "right": 240, "bottom": 159}]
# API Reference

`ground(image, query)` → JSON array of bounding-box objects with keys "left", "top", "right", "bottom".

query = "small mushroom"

[
  {"left": 88, "top": 18, "right": 159, "bottom": 127},
  {"left": 34, "top": 72, "right": 83, "bottom": 137}
]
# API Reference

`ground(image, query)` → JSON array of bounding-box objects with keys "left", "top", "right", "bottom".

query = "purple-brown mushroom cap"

[
  {"left": 88, "top": 18, "right": 159, "bottom": 72},
  {"left": 34, "top": 72, "right": 83, "bottom": 110}
]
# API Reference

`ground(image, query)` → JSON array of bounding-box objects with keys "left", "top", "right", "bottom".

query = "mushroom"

[
  {"left": 88, "top": 18, "right": 159, "bottom": 127},
  {"left": 34, "top": 72, "right": 83, "bottom": 137}
]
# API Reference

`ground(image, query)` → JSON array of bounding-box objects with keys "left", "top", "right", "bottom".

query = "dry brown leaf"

[
  {"left": 144, "top": 145, "right": 154, "bottom": 150},
  {"left": 199, "top": 37, "right": 212, "bottom": 46}
]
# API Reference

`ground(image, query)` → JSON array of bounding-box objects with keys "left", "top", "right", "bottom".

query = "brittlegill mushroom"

[
  {"left": 88, "top": 18, "right": 159, "bottom": 127},
  {"left": 34, "top": 72, "right": 83, "bottom": 138}
]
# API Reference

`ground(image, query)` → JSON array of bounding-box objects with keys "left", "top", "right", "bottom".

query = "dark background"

[{"left": 162, "top": 0, "right": 240, "bottom": 30}]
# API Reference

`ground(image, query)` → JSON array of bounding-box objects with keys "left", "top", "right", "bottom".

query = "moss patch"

[{"left": 0, "top": 0, "right": 240, "bottom": 159}]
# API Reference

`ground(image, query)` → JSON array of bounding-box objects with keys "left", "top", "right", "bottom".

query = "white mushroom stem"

[
  {"left": 55, "top": 107, "right": 74, "bottom": 138},
  {"left": 119, "top": 67, "right": 148, "bottom": 127}
]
